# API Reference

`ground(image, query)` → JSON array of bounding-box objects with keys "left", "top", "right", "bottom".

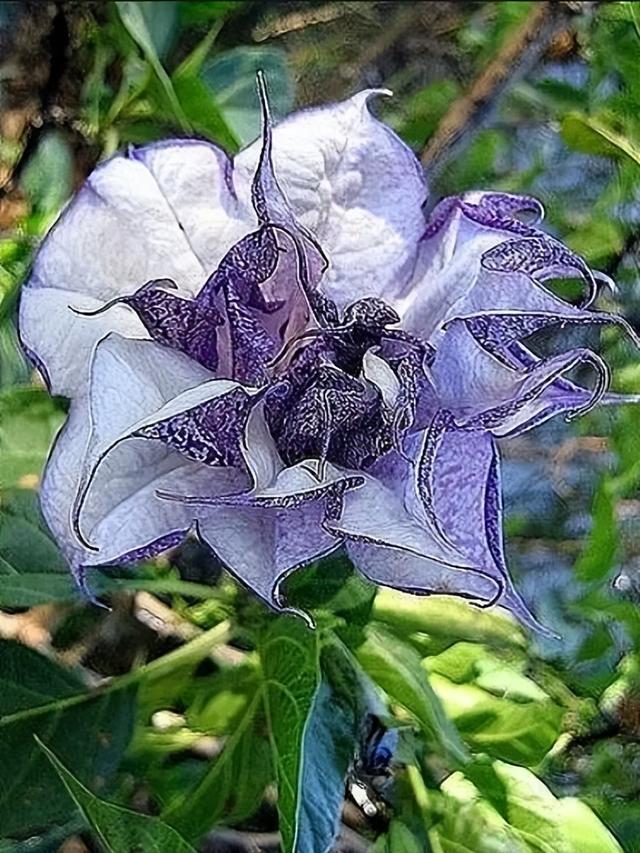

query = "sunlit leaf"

[
  {"left": 38, "top": 738, "right": 196, "bottom": 853},
  {"left": 356, "top": 624, "right": 468, "bottom": 766},
  {"left": 562, "top": 114, "right": 640, "bottom": 167}
]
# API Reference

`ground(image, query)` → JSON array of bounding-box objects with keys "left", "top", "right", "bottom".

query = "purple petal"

[
  {"left": 196, "top": 500, "right": 341, "bottom": 611},
  {"left": 430, "top": 321, "right": 610, "bottom": 435},
  {"left": 422, "top": 425, "right": 548, "bottom": 632},
  {"left": 325, "top": 466, "right": 500, "bottom": 602}
]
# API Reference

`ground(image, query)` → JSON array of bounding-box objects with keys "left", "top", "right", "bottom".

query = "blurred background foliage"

[{"left": 0, "top": 1, "right": 640, "bottom": 851}]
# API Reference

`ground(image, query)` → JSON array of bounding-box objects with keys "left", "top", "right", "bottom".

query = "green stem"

[{"left": 0, "top": 620, "right": 231, "bottom": 727}]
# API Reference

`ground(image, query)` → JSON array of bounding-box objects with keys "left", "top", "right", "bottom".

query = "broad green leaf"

[
  {"left": 356, "top": 624, "right": 468, "bottom": 766},
  {"left": 0, "top": 489, "right": 67, "bottom": 577},
  {"left": 488, "top": 761, "right": 622, "bottom": 853},
  {"left": 433, "top": 762, "right": 619, "bottom": 853},
  {"left": 137, "top": 1, "right": 179, "bottom": 59},
  {"left": 284, "top": 554, "right": 376, "bottom": 624},
  {"left": 0, "top": 572, "right": 77, "bottom": 607},
  {"left": 555, "top": 798, "right": 624, "bottom": 853},
  {"left": 561, "top": 114, "right": 640, "bottom": 167},
  {"left": 372, "top": 588, "right": 524, "bottom": 649},
  {"left": 426, "top": 644, "right": 563, "bottom": 766},
  {"left": 260, "top": 616, "right": 321, "bottom": 853},
  {"left": 202, "top": 46, "right": 294, "bottom": 145},
  {"left": 0, "top": 389, "right": 64, "bottom": 489},
  {"left": 433, "top": 771, "right": 528, "bottom": 853},
  {"left": 38, "top": 739, "right": 197, "bottom": 853},
  {"left": 116, "top": 1, "right": 190, "bottom": 131},
  {"left": 432, "top": 673, "right": 562, "bottom": 765},
  {"left": 0, "top": 641, "right": 135, "bottom": 838},
  {"left": 295, "top": 641, "right": 363, "bottom": 853},
  {"left": 0, "top": 622, "right": 229, "bottom": 837}
]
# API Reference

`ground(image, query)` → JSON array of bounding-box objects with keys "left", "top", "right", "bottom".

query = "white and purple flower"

[{"left": 19, "top": 76, "right": 638, "bottom": 631}]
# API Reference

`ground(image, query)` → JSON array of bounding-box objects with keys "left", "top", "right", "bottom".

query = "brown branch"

[
  {"left": 0, "top": 1, "right": 70, "bottom": 198},
  {"left": 420, "top": 1, "right": 582, "bottom": 176}
]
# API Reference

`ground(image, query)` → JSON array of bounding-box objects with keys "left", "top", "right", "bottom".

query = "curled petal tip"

[{"left": 69, "top": 296, "right": 127, "bottom": 317}]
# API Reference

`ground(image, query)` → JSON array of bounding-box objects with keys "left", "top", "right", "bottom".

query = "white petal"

[
  {"left": 19, "top": 288, "right": 146, "bottom": 396},
  {"left": 234, "top": 90, "right": 427, "bottom": 311},
  {"left": 130, "top": 140, "right": 250, "bottom": 270},
  {"left": 28, "top": 155, "right": 208, "bottom": 299},
  {"left": 398, "top": 207, "right": 514, "bottom": 340},
  {"left": 20, "top": 144, "right": 252, "bottom": 397}
]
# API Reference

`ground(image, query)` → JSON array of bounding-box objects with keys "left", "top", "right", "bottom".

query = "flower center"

[{"left": 263, "top": 297, "right": 424, "bottom": 470}]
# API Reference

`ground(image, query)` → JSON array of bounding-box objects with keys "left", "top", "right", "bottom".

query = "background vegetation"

[{"left": 0, "top": 2, "right": 639, "bottom": 851}]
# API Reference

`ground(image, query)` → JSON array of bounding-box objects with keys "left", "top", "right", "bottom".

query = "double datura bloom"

[{"left": 19, "top": 77, "right": 638, "bottom": 632}]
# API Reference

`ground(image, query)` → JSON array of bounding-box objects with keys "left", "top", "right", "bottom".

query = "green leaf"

[
  {"left": 116, "top": 1, "right": 190, "bottom": 132},
  {"left": 429, "top": 671, "right": 562, "bottom": 766},
  {"left": 20, "top": 131, "right": 73, "bottom": 220},
  {"left": 284, "top": 554, "right": 376, "bottom": 624},
  {"left": 574, "top": 480, "right": 618, "bottom": 582},
  {"left": 0, "top": 321, "right": 29, "bottom": 389},
  {"left": 0, "top": 641, "right": 135, "bottom": 838},
  {"left": 295, "top": 640, "right": 363, "bottom": 853},
  {"left": 38, "top": 738, "right": 197, "bottom": 853},
  {"left": 179, "top": 1, "right": 245, "bottom": 27},
  {"left": 435, "top": 761, "right": 624, "bottom": 853},
  {"left": 372, "top": 588, "right": 525, "bottom": 649},
  {"left": 260, "top": 616, "right": 321, "bottom": 853},
  {"left": 356, "top": 624, "right": 468, "bottom": 766},
  {"left": 171, "top": 74, "right": 239, "bottom": 152},
  {"left": 561, "top": 113, "right": 640, "bottom": 167},
  {"left": 136, "top": 1, "right": 179, "bottom": 59},
  {"left": 0, "top": 389, "right": 64, "bottom": 490},
  {"left": 162, "top": 688, "right": 268, "bottom": 840},
  {"left": 424, "top": 642, "right": 563, "bottom": 766},
  {"left": 202, "top": 46, "right": 295, "bottom": 146},
  {"left": 389, "top": 79, "right": 460, "bottom": 149},
  {"left": 0, "top": 489, "right": 67, "bottom": 575},
  {"left": 555, "top": 798, "right": 625, "bottom": 853},
  {"left": 0, "top": 622, "right": 229, "bottom": 837}
]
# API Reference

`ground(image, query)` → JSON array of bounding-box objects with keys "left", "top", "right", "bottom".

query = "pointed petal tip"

[
  {"left": 71, "top": 564, "right": 112, "bottom": 611},
  {"left": 497, "top": 590, "right": 560, "bottom": 640}
]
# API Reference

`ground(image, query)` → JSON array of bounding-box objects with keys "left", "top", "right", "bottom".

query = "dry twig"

[{"left": 421, "top": 1, "right": 582, "bottom": 176}]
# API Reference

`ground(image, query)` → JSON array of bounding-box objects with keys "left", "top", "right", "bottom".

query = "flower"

[{"left": 19, "top": 75, "right": 637, "bottom": 631}]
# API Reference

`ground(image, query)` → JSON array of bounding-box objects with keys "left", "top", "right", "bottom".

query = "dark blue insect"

[{"left": 348, "top": 715, "right": 399, "bottom": 821}]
